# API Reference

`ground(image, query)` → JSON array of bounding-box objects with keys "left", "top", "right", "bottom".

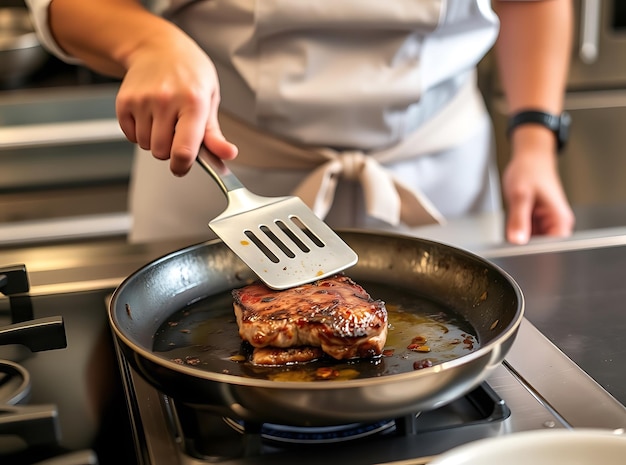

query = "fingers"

[
  {"left": 505, "top": 188, "right": 575, "bottom": 245},
  {"left": 117, "top": 108, "right": 137, "bottom": 146},
  {"left": 532, "top": 200, "right": 575, "bottom": 237},
  {"left": 205, "top": 135, "right": 238, "bottom": 160},
  {"left": 167, "top": 101, "right": 207, "bottom": 176},
  {"left": 116, "top": 85, "right": 237, "bottom": 177},
  {"left": 168, "top": 91, "right": 239, "bottom": 175},
  {"left": 505, "top": 192, "right": 533, "bottom": 245},
  {"left": 151, "top": 107, "right": 178, "bottom": 162}
]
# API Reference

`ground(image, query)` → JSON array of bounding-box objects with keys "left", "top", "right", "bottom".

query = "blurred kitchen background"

[{"left": 1, "top": 0, "right": 625, "bottom": 247}]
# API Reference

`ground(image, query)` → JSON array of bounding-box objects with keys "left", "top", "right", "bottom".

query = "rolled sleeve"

[{"left": 25, "top": 0, "right": 83, "bottom": 65}]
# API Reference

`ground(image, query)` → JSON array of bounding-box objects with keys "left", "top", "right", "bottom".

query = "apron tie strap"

[
  {"left": 219, "top": 72, "right": 484, "bottom": 228},
  {"left": 293, "top": 149, "right": 444, "bottom": 226}
]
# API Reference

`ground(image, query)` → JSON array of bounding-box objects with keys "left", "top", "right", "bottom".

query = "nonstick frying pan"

[{"left": 109, "top": 230, "right": 524, "bottom": 426}]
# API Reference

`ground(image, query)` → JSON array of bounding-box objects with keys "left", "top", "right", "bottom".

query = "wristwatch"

[{"left": 507, "top": 110, "right": 571, "bottom": 152}]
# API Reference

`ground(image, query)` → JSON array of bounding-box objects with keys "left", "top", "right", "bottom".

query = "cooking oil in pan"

[{"left": 152, "top": 281, "right": 479, "bottom": 382}]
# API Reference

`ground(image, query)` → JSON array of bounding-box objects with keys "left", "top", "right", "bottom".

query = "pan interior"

[{"left": 152, "top": 280, "right": 481, "bottom": 382}]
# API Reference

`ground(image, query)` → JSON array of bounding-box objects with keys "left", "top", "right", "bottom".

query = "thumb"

[
  {"left": 206, "top": 133, "right": 238, "bottom": 160},
  {"left": 205, "top": 116, "right": 238, "bottom": 160}
]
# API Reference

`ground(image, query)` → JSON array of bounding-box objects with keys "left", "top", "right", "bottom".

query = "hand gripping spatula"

[{"left": 197, "top": 145, "right": 358, "bottom": 290}]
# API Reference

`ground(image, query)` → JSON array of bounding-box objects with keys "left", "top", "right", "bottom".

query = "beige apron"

[{"left": 220, "top": 73, "right": 487, "bottom": 227}]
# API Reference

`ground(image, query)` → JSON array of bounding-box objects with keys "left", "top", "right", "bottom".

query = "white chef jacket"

[{"left": 27, "top": 0, "right": 502, "bottom": 243}]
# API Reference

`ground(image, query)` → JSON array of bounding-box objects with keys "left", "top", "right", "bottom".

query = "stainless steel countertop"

[
  {"left": 490, "top": 240, "right": 626, "bottom": 408},
  {"left": 1, "top": 220, "right": 625, "bottom": 294}
]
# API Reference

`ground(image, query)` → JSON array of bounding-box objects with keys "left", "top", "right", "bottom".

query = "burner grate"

[
  {"left": 163, "top": 381, "right": 510, "bottom": 461},
  {"left": 224, "top": 417, "right": 397, "bottom": 445},
  {"left": 0, "top": 264, "right": 68, "bottom": 462}
]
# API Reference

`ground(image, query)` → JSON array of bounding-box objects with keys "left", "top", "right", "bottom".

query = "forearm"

[
  {"left": 494, "top": 0, "right": 572, "bottom": 113},
  {"left": 494, "top": 0, "right": 572, "bottom": 153},
  {"left": 47, "top": 0, "right": 193, "bottom": 78}
]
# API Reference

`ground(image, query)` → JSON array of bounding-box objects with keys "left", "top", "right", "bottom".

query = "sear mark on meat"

[{"left": 232, "top": 274, "right": 388, "bottom": 364}]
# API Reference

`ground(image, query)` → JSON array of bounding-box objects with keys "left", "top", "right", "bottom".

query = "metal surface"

[
  {"left": 0, "top": 84, "right": 133, "bottom": 229},
  {"left": 568, "top": 0, "right": 626, "bottom": 88},
  {"left": 109, "top": 230, "right": 523, "bottom": 426},
  {"left": 0, "top": 85, "right": 132, "bottom": 189},
  {"left": 123, "top": 358, "right": 565, "bottom": 465},
  {"left": 197, "top": 146, "right": 358, "bottom": 289},
  {"left": 490, "top": 242, "right": 626, "bottom": 409},
  {"left": 0, "top": 8, "right": 48, "bottom": 88}
]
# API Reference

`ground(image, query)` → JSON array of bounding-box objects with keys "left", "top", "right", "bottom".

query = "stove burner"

[
  {"left": 157, "top": 379, "right": 512, "bottom": 463},
  {"left": 0, "top": 359, "right": 30, "bottom": 405},
  {"left": 224, "top": 417, "right": 397, "bottom": 444},
  {"left": 0, "top": 263, "right": 70, "bottom": 462}
]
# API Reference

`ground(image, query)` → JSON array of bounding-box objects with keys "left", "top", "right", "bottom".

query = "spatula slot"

[
  {"left": 244, "top": 230, "right": 280, "bottom": 263},
  {"left": 289, "top": 216, "right": 325, "bottom": 248},
  {"left": 259, "top": 225, "right": 297, "bottom": 258},
  {"left": 275, "top": 220, "right": 310, "bottom": 253}
]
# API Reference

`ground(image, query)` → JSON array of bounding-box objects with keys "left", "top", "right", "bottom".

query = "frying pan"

[{"left": 109, "top": 230, "right": 523, "bottom": 426}]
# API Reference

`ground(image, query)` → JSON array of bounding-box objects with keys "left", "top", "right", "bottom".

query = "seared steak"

[{"left": 232, "top": 274, "right": 388, "bottom": 364}]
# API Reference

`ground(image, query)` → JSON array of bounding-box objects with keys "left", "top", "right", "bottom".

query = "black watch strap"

[{"left": 507, "top": 110, "right": 571, "bottom": 152}]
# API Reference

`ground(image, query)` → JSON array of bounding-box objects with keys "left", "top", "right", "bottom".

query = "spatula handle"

[{"left": 196, "top": 145, "right": 245, "bottom": 194}]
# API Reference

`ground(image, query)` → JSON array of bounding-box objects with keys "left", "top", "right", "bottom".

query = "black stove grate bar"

[
  {"left": 0, "top": 404, "right": 61, "bottom": 447},
  {"left": 0, "top": 317, "right": 67, "bottom": 352},
  {"left": 0, "top": 265, "right": 30, "bottom": 296},
  {"left": 0, "top": 264, "right": 33, "bottom": 324}
]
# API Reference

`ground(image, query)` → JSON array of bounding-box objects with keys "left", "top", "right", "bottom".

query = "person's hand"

[
  {"left": 115, "top": 33, "right": 238, "bottom": 176},
  {"left": 501, "top": 129, "right": 575, "bottom": 244}
]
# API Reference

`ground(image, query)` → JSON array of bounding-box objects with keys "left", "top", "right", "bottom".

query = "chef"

[{"left": 26, "top": 0, "right": 575, "bottom": 244}]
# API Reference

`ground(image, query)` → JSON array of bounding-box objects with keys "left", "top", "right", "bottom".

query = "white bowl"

[{"left": 429, "top": 429, "right": 626, "bottom": 465}]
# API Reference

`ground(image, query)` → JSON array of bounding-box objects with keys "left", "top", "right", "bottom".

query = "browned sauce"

[{"left": 153, "top": 282, "right": 479, "bottom": 382}]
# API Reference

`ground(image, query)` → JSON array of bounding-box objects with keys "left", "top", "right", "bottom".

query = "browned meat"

[
  {"left": 251, "top": 346, "right": 324, "bottom": 366},
  {"left": 232, "top": 274, "right": 388, "bottom": 363}
]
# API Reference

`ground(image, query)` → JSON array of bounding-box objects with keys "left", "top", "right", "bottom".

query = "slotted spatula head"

[{"left": 197, "top": 146, "right": 358, "bottom": 290}]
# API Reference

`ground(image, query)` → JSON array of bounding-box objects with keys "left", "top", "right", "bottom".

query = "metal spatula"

[{"left": 196, "top": 145, "right": 358, "bottom": 290}]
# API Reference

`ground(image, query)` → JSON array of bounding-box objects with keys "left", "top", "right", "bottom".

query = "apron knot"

[
  {"left": 339, "top": 151, "right": 366, "bottom": 181},
  {"left": 291, "top": 151, "right": 445, "bottom": 227}
]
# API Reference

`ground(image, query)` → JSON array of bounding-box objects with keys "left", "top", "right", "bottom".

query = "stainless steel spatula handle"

[{"left": 196, "top": 144, "right": 244, "bottom": 194}]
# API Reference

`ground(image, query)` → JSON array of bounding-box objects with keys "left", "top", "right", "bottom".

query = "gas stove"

[
  {"left": 116, "top": 317, "right": 626, "bottom": 465},
  {"left": 2, "top": 232, "right": 626, "bottom": 464},
  {"left": 0, "top": 263, "right": 134, "bottom": 465}
]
